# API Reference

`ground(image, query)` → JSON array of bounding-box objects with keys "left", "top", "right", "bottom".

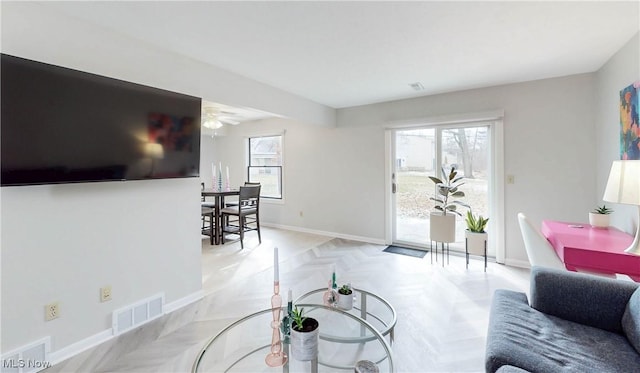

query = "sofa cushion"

[
  {"left": 486, "top": 289, "right": 640, "bottom": 373},
  {"left": 622, "top": 287, "right": 640, "bottom": 354},
  {"left": 496, "top": 366, "right": 530, "bottom": 373},
  {"left": 530, "top": 267, "right": 638, "bottom": 333}
]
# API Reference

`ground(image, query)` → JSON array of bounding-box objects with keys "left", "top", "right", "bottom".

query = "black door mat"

[{"left": 383, "top": 245, "right": 427, "bottom": 258}]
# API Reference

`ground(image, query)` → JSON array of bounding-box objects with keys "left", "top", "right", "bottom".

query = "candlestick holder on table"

[
  {"left": 266, "top": 247, "right": 287, "bottom": 367},
  {"left": 265, "top": 281, "right": 287, "bottom": 367},
  {"left": 323, "top": 280, "right": 338, "bottom": 307},
  {"left": 323, "top": 265, "right": 338, "bottom": 307},
  {"left": 281, "top": 289, "right": 293, "bottom": 343}
]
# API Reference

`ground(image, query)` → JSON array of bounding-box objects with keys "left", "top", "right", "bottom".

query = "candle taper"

[{"left": 274, "top": 247, "right": 279, "bottom": 282}]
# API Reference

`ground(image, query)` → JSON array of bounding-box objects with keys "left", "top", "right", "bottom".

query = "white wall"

[
  {"left": 595, "top": 32, "right": 640, "bottom": 234},
  {"left": 211, "top": 119, "right": 386, "bottom": 241},
  {"left": 1, "top": 179, "right": 202, "bottom": 351},
  {"left": 213, "top": 74, "right": 597, "bottom": 265},
  {"left": 0, "top": 1, "right": 333, "bottom": 355},
  {"left": 337, "top": 75, "right": 597, "bottom": 264}
]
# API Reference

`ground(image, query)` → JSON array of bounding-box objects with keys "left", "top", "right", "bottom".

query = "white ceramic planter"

[
  {"left": 589, "top": 213, "right": 610, "bottom": 229},
  {"left": 290, "top": 318, "right": 319, "bottom": 361},
  {"left": 465, "top": 230, "right": 487, "bottom": 255},
  {"left": 430, "top": 212, "right": 456, "bottom": 243},
  {"left": 337, "top": 290, "right": 353, "bottom": 310}
]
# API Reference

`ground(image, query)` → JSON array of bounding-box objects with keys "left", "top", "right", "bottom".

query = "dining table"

[{"left": 201, "top": 188, "right": 240, "bottom": 245}]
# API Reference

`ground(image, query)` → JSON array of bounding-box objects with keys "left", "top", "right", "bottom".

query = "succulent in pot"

[
  {"left": 465, "top": 210, "right": 489, "bottom": 233},
  {"left": 592, "top": 205, "right": 613, "bottom": 215},
  {"left": 464, "top": 210, "right": 489, "bottom": 269},
  {"left": 589, "top": 205, "right": 613, "bottom": 229},
  {"left": 290, "top": 306, "right": 319, "bottom": 361},
  {"left": 337, "top": 284, "right": 353, "bottom": 310}
]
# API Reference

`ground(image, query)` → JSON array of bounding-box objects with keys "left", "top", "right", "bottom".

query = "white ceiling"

[{"left": 42, "top": 1, "right": 639, "bottom": 109}]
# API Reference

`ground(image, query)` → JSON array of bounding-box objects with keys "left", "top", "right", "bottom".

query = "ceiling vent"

[{"left": 409, "top": 82, "right": 425, "bottom": 91}]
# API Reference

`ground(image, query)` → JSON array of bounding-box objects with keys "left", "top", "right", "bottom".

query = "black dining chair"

[
  {"left": 201, "top": 182, "right": 216, "bottom": 208},
  {"left": 201, "top": 206, "right": 215, "bottom": 245},
  {"left": 220, "top": 185, "right": 261, "bottom": 249},
  {"left": 201, "top": 183, "right": 216, "bottom": 244},
  {"left": 224, "top": 182, "right": 260, "bottom": 207}
]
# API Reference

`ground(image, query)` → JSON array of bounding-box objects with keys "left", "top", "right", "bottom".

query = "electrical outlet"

[
  {"left": 45, "top": 302, "right": 60, "bottom": 321},
  {"left": 100, "top": 286, "right": 112, "bottom": 302}
]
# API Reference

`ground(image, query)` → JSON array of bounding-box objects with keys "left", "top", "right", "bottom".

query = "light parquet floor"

[{"left": 45, "top": 227, "right": 530, "bottom": 373}]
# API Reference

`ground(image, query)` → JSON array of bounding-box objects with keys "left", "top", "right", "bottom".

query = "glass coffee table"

[
  {"left": 296, "top": 288, "right": 397, "bottom": 346},
  {"left": 192, "top": 303, "right": 395, "bottom": 372}
]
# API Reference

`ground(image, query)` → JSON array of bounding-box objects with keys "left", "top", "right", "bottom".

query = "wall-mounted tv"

[{"left": 1, "top": 54, "right": 202, "bottom": 187}]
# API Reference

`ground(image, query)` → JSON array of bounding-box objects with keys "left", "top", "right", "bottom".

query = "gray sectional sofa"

[{"left": 486, "top": 266, "right": 640, "bottom": 373}]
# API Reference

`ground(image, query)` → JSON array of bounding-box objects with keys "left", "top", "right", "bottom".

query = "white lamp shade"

[
  {"left": 603, "top": 160, "right": 640, "bottom": 255},
  {"left": 603, "top": 160, "right": 640, "bottom": 205},
  {"left": 145, "top": 143, "right": 164, "bottom": 159}
]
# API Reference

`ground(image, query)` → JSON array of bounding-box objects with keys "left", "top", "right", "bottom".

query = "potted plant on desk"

[
  {"left": 589, "top": 205, "right": 613, "bottom": 229},
  {"left": 290, "top": 306, "right": 319, "bottom": 361},
  {"left": 429, "top": 166, "right": 469, "bottom": 243}
]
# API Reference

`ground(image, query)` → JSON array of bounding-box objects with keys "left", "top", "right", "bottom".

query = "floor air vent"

[
  {"left": 112, "top": 293, "right": 164, "bottom": 336},
  {"left": 1, "top": 337, "right": 51, "bottom": 373}
]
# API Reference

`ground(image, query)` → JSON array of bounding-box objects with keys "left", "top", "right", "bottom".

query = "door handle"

[{"left": 392, "top": 183, "right": 397, "bottom": 194}]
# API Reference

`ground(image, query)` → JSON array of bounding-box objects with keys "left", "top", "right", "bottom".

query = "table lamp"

[
  {"left": 145, "top": 143, "right": 164, "bottom": 177},
  {"left": 603, "top": 160, "right": 640, "bottom": 255}
]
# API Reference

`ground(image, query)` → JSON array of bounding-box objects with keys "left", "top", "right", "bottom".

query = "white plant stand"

[
  {"left": 430, "top": 212, "right": 456, "bottom": 266},
  {"left": 465, "top": 231, "right": 488, "bottom": 271}
]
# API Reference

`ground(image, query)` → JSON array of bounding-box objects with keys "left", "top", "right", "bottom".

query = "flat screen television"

[{"left": 1, "top": 54, "right": 202, "bottom": 186}]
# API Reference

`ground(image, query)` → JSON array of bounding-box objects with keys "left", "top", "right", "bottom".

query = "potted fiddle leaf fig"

[
  {"left": 428, "top": 166, "right": 469, "bottom": 242},
  {"left": 465, "top": 210, "right": 489, "bottom": 255},
  {"left": 290, "top": 306, "right": 319, "bottom": 361},
  {"left": 589, "top": 205, "right": 613, "bottom": 229},
  {"left": 336, "top": 284, "right": 353, "bottom": 310}
]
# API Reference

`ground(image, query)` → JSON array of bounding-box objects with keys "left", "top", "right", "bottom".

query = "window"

[{"left": 248, "top": 135, "right": 283, "bottom": 199}]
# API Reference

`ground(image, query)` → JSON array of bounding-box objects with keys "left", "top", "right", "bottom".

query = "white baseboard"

[
  {"left": 265, "top": 223, "right": 533, "bottom": 268},
  {"left": 49, "top": 329, "right": 112, "bottom": 365},
  {"left": 47, "top": 290, "right": 203, "bottom": 366},
  {"left": 504, "top": 258, "right": 531, "bottom": 268},
  {"left": 163, "top": 290, "right": 204, "bottom": 314},
  {"left": 262, "top": 222, "right": 386, "bottom": 245}
]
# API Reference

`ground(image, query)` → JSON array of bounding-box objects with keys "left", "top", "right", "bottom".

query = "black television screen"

[{"left": 1, "top": 54, "right": 201, "bottom": 186}]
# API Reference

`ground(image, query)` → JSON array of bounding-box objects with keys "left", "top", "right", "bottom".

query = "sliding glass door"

[
  {"left": 392, "top": 128, "right": 436, "bottom": 247},
  {"left": 392, "top": 125, "right": 490, "bottom": 252}
]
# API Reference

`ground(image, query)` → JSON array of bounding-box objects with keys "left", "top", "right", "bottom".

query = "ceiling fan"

[{"left": 201, "top": 106, "right": 240, "bottom": 129}]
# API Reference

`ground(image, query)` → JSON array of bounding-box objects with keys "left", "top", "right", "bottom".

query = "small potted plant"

[
  {"left": 336, "top": 284, "right": 353, "bottom": 310},
  {"left": 428, "top": 166, "right": 469, "bottom": 242},
  {"left": 289, "top": 306, "right": 319, "bottom": 361},
  {"left": 465, "top": 210, "right": 489, "bottom": 255},
  {"left": 589, "top": 205, "right": 613, "bottom": 229}
]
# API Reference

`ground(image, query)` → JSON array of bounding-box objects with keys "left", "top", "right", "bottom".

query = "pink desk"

[{"left": 541, "top": 220, "right": 640, "bottom": 282}]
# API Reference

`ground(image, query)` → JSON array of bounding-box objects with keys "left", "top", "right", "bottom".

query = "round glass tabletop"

[{"left": 192, "top": 303, "right": 394, "bottom": 372}]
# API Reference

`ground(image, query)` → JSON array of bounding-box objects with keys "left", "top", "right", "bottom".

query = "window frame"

[{"left": 247, "top": 134, "right": 284, "bottom": 200}]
